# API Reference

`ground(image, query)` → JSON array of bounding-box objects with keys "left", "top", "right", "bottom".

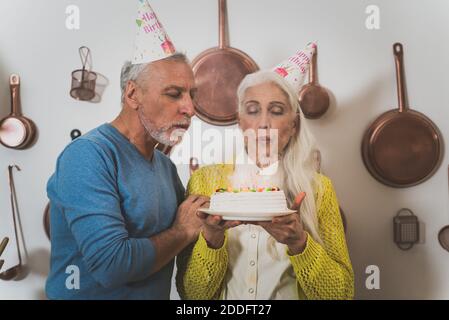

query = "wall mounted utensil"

[
  {"left": 0, "top": 165, "right": 23, "bottom": 280},
  {"left": 438, "top": 226, "right": 449, "bottom": 253},
  {"left": 298, "top": 45, "right": 330, "bottom": 119},
  {"left": 0, "top": 237, "right": 8, "bottom": 256},
  {"left": 189, "top": 157, "right": 199, "bottom": 176},
  {"left": 362, "top": 43, "right": 443, "bottom": 188},
  {"left": 438, "top": 164, "right": 449, "bottom": 253},
  {"left": 0, "top": 237, "right": 9, "bottom": 271},
  {"left": 43, "top": 203, "right": 50, "bottom": 241},
  {"left": 393, "top": 208, "right": 420, "bottom": 250},
  {"left": 192, "top": 0, "right": 259, "bottom": 126},
  {"left": 70, "top": 46, "right": 97, "bottom": 101},
  {"left": 0, "top": 74, "right": 37, "bottom": 149}
]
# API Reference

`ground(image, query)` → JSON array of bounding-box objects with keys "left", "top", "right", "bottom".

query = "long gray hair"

[{"left": 237, "top": 70, "right": 324, "bottom": 246}]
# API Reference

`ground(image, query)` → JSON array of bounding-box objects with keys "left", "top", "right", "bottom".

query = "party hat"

[
  {"left": 132, "top": 0, "right": 176, "bottom": 65},
  {"left": 272, "top": 42, "right": 316, "bottom": 92}
]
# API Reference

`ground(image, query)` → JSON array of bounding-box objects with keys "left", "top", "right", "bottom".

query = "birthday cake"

[{"left": 210, "top": 187, "right": 289, "bottom": 213}]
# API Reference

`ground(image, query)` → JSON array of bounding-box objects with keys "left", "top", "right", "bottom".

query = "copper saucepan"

[
  {"left": 298, "top": 45, "right": 330, "bottom": 119},
  {"left": 362, "top": 43, "right": 443, "bottom": 188},
  {"left": 0, "top": 75, "right": 37, "bottom": 149},
  {"left": 192, "top": 0, "right": 259, "bottom": 126}
]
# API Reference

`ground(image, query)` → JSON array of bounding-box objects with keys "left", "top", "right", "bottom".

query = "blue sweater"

[{"left": 46, "top": 123, "right": 185, "bottom": 299}]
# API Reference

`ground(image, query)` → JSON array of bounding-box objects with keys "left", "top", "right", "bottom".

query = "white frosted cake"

[{"left": 210, "top": 187, "right": 289, "bottom": 213}]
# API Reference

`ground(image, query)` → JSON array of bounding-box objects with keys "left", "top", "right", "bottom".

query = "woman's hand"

[
  {"left": 256, "top": 192, "right": 308, "bottom": 255},
  {"left": 197, "top": 205, "right": 242, "bottom": 249}
]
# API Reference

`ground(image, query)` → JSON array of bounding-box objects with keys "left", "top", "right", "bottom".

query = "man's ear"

[{"left": 125, "top": 81, "right": 140, "bottom": 110}]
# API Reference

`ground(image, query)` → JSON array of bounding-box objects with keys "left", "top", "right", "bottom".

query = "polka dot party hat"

[
  {"left": 272, "top": 42, "right": 316, "bottom": 93},
  {"left": 132, "top": 0, "right": 176, "bottom": 65}
]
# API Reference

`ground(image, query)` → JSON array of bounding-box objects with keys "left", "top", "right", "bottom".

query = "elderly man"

[{"left": 45, "top": 1, "right": 207, "bottom": 299}]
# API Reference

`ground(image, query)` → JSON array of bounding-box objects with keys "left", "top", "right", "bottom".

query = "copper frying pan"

[
  {"left": 362, "top": 43, "right": 443, "bottom": 188},
  {"left": 192, "top": 0, "right": 259, "bottom": 126},
  {"left": 298, "top": 45, "right": 330, "bottom": 119},
  {"left": 0, "top": 75, "right": 37, "bottom": 149}
]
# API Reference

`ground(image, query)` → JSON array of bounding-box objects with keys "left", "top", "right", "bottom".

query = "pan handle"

[
  {"left": 309, "top": 46, "right": 318, "bottom": 84},
  {"left": 9, "top": 74, "right": 21, "bottom": 116},
  {"left": 393, "top": 43, "right": 407, "bottom": 113},
  {"left": 218, "top": 0, "right": 229, "bottom": 49},
  {"left": 0, "top": 237, "right": 9, "bottom": 257}
]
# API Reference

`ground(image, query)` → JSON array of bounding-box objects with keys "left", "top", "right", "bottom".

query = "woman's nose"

[{"left": 258, "top": 112, "right": 270, "bottom": 129}]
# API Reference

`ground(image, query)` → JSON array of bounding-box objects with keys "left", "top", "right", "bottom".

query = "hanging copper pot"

[
  {"left": 298, "top": 45, "right": 330, "bottom": 119},
  {"left": 192, "top": 0, "right": 259, "bottom": 126},
  {"left": 361, "top": 43, "right": 443, "bottom": 188},
  {"left": 0, "top": 75, "right": 37, "bottom": 150}
]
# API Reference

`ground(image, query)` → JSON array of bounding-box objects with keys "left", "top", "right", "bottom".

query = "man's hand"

[{"left": 172, "top": 195, "right": 210, "bottom": 242}]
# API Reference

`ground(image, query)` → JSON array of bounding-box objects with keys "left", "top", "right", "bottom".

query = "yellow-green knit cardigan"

[{"left": 176, "top": 164, "right": 354, "bottom": 300}]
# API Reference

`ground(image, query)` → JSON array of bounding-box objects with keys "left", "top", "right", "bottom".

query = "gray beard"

[{"left": 137, "top": 108, "right": 176, "bottom": 146}]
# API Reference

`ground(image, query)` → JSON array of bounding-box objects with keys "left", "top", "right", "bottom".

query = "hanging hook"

[{"left": 79, "top": 46, "right": 92, "bottom": 72}]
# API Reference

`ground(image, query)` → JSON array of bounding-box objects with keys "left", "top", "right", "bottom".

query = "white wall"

[{"left": 0, "top": 0, "right": 448, "bottom": 300}]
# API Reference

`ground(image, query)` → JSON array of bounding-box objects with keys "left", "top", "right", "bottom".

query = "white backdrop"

[{"left": 0, "top": 0, "right": 448, "bottom": 299}]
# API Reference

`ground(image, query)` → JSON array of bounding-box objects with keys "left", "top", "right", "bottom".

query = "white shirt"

[
  {"left": 223, "top": 224, "right": 299, "bottom": 300},
  {"left": 222, "top": 157, "right": 299, "bottom": 300}
]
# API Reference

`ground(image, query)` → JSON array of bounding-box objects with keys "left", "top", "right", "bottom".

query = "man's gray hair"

[{"left": 120, "top": 53, "right": 189, "bottom": 104}]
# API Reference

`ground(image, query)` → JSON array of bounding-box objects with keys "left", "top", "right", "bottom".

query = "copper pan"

[
  {"left": 192, "top": 0, "right": 259, "bottom": 126},
  {"left": 298, "top": 45, "right": 330, "bottom": 119},
  {"left": 0, "top": 75, "right": 37, "bottom": 150},
  {"left": 362, "top": 43, "right": 443, "bottom": 188}
]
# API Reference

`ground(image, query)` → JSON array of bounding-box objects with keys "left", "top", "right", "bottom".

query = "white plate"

[{"left": 198, "top": 208, "right": 296, "bottom": 221}]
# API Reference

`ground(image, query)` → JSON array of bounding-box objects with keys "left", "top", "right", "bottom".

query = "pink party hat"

[
  {"left": 132, "top": 0, "right": 176, "bottom": 65},
  {"left": 273, "top": 42, "right": 316, "bottom": 92}
]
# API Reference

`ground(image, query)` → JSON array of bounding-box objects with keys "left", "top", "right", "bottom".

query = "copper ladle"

[
  {"left": 0, "top": 237, "right": 9, "bottom": 271},
  {"left": 0, "top": 165, "right": 23, "bottom": 280}
]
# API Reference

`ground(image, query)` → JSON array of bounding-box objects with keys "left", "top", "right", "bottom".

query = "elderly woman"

[{"left": 176, "top": 56, "right": 354, "bottom": 299}]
